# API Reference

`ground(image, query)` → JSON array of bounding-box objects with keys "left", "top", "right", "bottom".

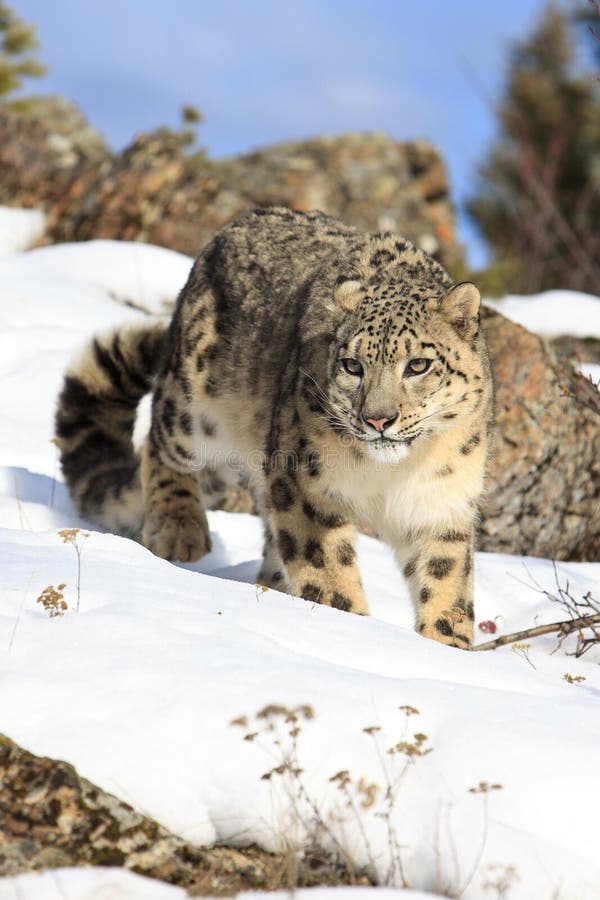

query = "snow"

[
  {"left": 580, "top": 362, "right": 600, "bottom": 385},
  {"left": 1, "top": 235, "right": 600, "bottom": 900},
  {"left": 0, "top": 868, "right": 186, "bottom": 900},
  {"left": 0, "top": 205, "right": 46, "bottom": 256},
  {"left": 485, "top": 289, "right": 600, "bottom": 339},
  {"left": 0, "top": 239, "right": 193, "bottom": 315},
  {"left": 0, "top": 872, "right": 438, "bottom": 900}
]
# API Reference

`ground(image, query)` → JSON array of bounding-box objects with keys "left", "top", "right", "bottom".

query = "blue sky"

[{"left": 17, "top": 0, "right": 550, "bottom": 267}]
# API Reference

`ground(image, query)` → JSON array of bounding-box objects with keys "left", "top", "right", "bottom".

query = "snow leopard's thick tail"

[{"left": 55, "top": 321, "right": 168, "bottom": 537}]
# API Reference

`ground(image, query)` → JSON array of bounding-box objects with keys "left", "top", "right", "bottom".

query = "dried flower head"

[
  {"left": 58, "top": 527, "right": 89, "bottom": 545},
  {"left": 36, "top": 584, "right": 67, "bottom": 617},
  {"left": 468, "top": 781, "right": 503, "bottom": 794},
  {"left": 442, "top": 607, "right": 466, "bottom": 625}
]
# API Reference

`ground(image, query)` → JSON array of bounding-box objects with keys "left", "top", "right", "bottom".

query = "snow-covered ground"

[
  {"left": 0, "top": 874, "right": 440, "bottom": 900},
  {"left": 0, "top": 205, "right": 46, "bottom": 257},
  {"left": 1, "top": 236, "right": 600, "bottom": 900},
  {"left": 485, "top": 289, "right": 600, "bottom": 340}
]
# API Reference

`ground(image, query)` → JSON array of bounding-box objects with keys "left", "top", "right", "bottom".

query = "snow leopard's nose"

[{"left": 363, "top": 412, "right": 398, "bottom": 433}]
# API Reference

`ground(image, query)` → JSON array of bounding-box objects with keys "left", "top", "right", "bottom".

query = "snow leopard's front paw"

[
  {"left": 143, "top": 509, "right": 212, "bottom": 563},
  {"left": 419, "top": 614, "right": 473, "bottom": 649}
]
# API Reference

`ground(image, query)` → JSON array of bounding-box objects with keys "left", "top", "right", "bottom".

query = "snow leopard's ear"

[
  {"left": 440, "top": 282, "right": 481, "bottom": 340},
  {"left": 333, "top": 277, "right": 363, "bottom": 312}
]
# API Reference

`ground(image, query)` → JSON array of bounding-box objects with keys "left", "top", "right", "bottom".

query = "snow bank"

[
  {"left": 2, "top": 516, "right": 600, "bottom": 897},
  {"left": 485, "top": 289, "right": 600, "bottom": 339},
  {"left": 0, "top": 205, "right": 46, "bottom": 256},
  {"left": 0, "top": 867, "right": 186, "bottom": 899},
  {"left": 1, "top": 238, "right": 600, "bottom": 899},
  {"left": 0, "top": 871, "right": 439, "bottom": 900},
  {"left": 0, "top": 239, "right": 193, "bottom": 314}
]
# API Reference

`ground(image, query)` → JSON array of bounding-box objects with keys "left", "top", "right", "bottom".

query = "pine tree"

[
  {"left": 0, "top": 2, "right": 45, "bottom": 97},
  {"left": 467, "top": 4, "right": 600, "bottom": 294}
]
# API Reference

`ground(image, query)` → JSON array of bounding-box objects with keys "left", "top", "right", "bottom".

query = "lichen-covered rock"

[
  {"left": 47, "top": 130, "right": 459, "bottom": 268},
  {"left": 0, "top": 733, "right": 206, "bottom": 882},
  {"left": 0, "top": 97, "right": 459, "bottom": 267},
  {"left": 213, "top": 133, "right": 458, "bottom": 267},
  {"left": 0, "top": 97, "right": 110, "bottom": 211},
  {"left": 0, "top": 735, "right": 363, "bottom": 893},
  {"left": 480, "top": 308, "right": 600, "bottom": 560}
]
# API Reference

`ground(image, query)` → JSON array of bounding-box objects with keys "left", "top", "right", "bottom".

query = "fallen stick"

[{"left": 472, "top": 613, "right": 600, "bottom": 651}]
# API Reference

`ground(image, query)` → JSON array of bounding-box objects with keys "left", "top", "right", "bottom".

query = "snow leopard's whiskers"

[{"left": 300, "top": 369, "right": 361, "bottom": 438}]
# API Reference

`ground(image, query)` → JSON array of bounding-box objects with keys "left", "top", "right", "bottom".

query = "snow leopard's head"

[{"left": 317, "top": 239, "right": 488, "bottom": 463}]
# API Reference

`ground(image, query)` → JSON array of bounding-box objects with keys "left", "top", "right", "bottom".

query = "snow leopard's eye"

[
  {"left": 405, "top": 358, "right": 432, "bottom": 376},
  {"left": 340, "top": 357, "right": 364, "bottom": 377}
]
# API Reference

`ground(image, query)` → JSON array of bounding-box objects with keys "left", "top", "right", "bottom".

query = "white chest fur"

[{"left": 320, "top": 431, "right": 485, "bottom": 539}]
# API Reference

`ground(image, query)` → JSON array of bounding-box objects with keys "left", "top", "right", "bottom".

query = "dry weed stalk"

[
  {"left": 58, "top": 528, "right": 89, "bottom": 612},
  {"left": 234, "top": 705, "right": 510, "bottom": 895},
  {"left": 441, "top": 781, "right": 504, "bottom": 900},
  {"left": 510, "top": 642, "right": 536, "bottom": 669},
  {"left": 361, "top": 705, "right": 433, "bottom": 887},
  {"left": 446, "top": 782, "right": 504, "bottom": 899},
  {"left": 8, "top": 570, "right": 36, "bottom": 651},
  {"left": 235, "top": 703, "right": 351, "bottom": 886},
  {"left": 12, "top": 472, "right": 30, "bottom": 530},
  {"left": 233, "top": 702, "right": 434, "bottom": 889}
]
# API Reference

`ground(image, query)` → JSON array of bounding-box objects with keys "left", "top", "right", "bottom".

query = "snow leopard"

[{"left": 56, "top": 207, "right": 493, "bottom": 648}]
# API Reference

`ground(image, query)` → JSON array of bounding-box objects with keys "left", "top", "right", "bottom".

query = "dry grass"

[{"left": 228, "top": 703, "right": 510, "bottom": 897}]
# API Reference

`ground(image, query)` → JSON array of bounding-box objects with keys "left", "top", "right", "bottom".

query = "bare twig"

[
  {"left": 475, "top": 563, "right": 600, "bottom": 654},
  {"left": 473, "top": 613, "right": 600, "bottom": 651}
]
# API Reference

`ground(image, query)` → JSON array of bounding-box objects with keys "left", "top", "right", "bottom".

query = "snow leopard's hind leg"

[
  {"left": 140, "top": 281, "right": 221, "bottom": 564},
  {"left": 140, "top": 437, "right": 212, "bottom": 563}
]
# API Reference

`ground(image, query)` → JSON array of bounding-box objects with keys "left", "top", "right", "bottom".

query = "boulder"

[
  {"left": 0, "top": 97, "right": 459, "bottom": 268},
  {"left": 0, "top": 97, "right": 110, "bottom": 211},
  {"left": 0, "top": 733, "right": 206, "bottom": 882},
  {"left": 0, "top": 734, "right": 355, "bottom": 891},
  {"left": 480, "top": 308, "right": 600, "bottom": 560}
]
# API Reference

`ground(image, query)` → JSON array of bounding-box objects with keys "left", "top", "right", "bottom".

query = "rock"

[
  {"left": 0, "top": 97, "right": 110, "bottom": 212},
  {"left": 480, "top": 308, "right": 600, "bottom": 560},
  {"left": 213, "top": 133, "right": 459, "bottom": 268},
  {"left": 0, "top": 98, "right": 460, "bottom": 267},
  {"left": 0, "top": 734, "right": 367, "bottom": 892},
  {"left": 550, "top": 335, "right": 600, "bottom": 365},
  {"left": 0, "top": 732, "right": 206, "bottom": 882}
]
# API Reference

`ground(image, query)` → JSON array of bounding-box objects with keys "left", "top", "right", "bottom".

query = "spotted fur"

[{"left": 56, "top": 208, "right": 493, "bottom": 647}]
